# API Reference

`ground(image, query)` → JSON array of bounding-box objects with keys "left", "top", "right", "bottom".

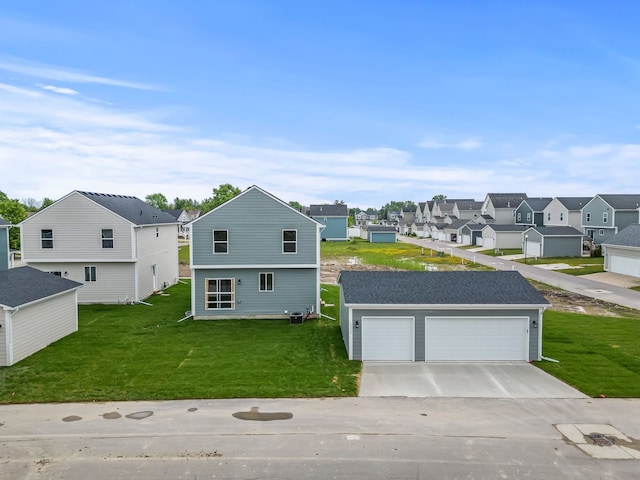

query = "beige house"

[
  {"left": 543, "top": 197, "right": 591, "bottom": 228},
  {"left": 19, "top": 191, "right": 179, "bottom": 304}
]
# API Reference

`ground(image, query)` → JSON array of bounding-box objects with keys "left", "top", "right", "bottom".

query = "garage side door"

[
  {"left": 426, "top": 317, "right": 528, "bottom": 361},
  {"left": 610, "top": 255, "right": 640, "bottom": 278},
  {"left": 362, "top": 316, "right": 414, "bottom": 361}
]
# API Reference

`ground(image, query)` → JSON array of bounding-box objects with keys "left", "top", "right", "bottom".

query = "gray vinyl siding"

[
  {"left": 369, "top": 231, "right": 396, "bottom": 243},
  {"left": 192, "top": 188, "right": 318, "bottom": 266},
  {"left": 0, "top": 227, "right": 8, "bottom": 271},
  {"left": 543, "top": 237, "right": 582, "bottom": 257},
  {"left": 543, "top": 199, "right": 568, "bottom": 227},
  {"left": 314, "top": 216, "right": 348, "bottom": 240},
  {"left": 615, "top": 211, "right": 640, "bottom": 231},
  {"left": 136, "top": 224, "right": 179, "bottom": 299},
  {"left": 28, "top": 262, "right": 136, "bottom": 304},
  {"left": 515, "top": 204, "right": 533, "bottom": 225},
  {"left": 21, "top": 192, "right": 134, "bottom": 262},
  {"left": 347, "top": 308, "right": 541, "bottom": 362},
  {"left": 8, "top": 291, "right": 78, "bottom": 366},
  {"left": 193, "top": 267, "right": 318, "bottom": 319}
]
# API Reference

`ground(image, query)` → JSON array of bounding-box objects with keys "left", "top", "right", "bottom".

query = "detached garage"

[
  {"left": 603, "top": 224, "right": 640, "bottom": 278},
  {"left": 0, "top": 266, "right": 82, "bottom": 366},
  {"left": 338, "top": 270, "right": 549, "bottom": 362}
]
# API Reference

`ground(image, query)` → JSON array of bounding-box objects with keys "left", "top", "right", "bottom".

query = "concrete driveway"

[{"left": 359, "top": 362, "right": 588, "bottom": 398}]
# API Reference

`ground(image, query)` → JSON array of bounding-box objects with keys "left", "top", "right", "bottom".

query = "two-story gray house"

[
  {"left": 189, "top": 186, "right": 321, "bottom": 320},
  {"left": 0, "top": 217, "right": 9, "bottom": 271},
  {"left": 19, "top": 191, "right": 179, "bottom": 304},
  {"left": 581, "top": 194, "right": 640, "bottom": 244},
  {"left": 480, "top": 193, "right": 528, "bottom": 224},
  {"left": 514, "top": 198, "right": 552, "bottom": 227},
  {"left": 309, "top": 204, "right": 349, "bottom": 241}
]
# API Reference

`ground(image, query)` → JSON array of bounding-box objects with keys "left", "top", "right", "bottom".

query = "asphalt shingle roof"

[
  {"left": 484, "top": 224, "right": 529, "bottom": 232},
  {"left": 0, "top": 266, "right": 82, "bottom": 308},
  {"left": 488, "top": 193, "right": 528, "bottom": 208},
  {"left": 339, "top": 270, "right": 549, "bottom": 306},
  {"left": 555, "top": 197, "right": 592, "bottom": 211},
  {"left": 529, "top": 226, "right": 584, "bottom": 237},
  {"left": 603, "top": 224, "right": 640, "bottom": 247},
  {"left": 78, "top": 191, "right": 178, "bottom": 225},
  {"left": 0, "top": 217, "right": 9, "bottom": 226},
  {"left": 523, "top": 198, "right": 553, "bottom": 211},
  {"left": 309, "top": 204, "right": 348, "bottom": 216},
  {"left": 598, "top": 194, "right": 640, "bottom": 210},
  {"left": 454, "top": 200, "right": 483, "bottom": 210},
  {"left": 366, "top": 226, "right": 397, "bottom": 232}
]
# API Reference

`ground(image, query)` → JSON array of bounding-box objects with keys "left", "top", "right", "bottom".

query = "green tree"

[
  {"left": 432, "top": 194, "right": 447, "bottom": 202},
  {"left": 0, "top": 198, "right": 27, "bottom": 250},
  {"left": 40, "top": 198, "right": 55, "bottom": 210},
  {"left": 289, "top": 201, "right": 304, "bottom": 212},
  {"left": 201, "top": 184, "right": 242, "bottom": 212},
  {"left": 145, "top": 193, "right": 169, "bottom": 210},
  {"left": 173, "top": 197, "right": 200, "bottom": 210}
]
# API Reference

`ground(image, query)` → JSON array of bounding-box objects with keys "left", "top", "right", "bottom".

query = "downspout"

[
  {"left": 538, "top": 307, "right": 559, "bottom": 363},
  {"left": 132, "top": 225, "right": 140, "bottom": 302},
  {"left": 5, "top": 307, "right": 18, "bottom": 366},
  {"left": 316, "top": 223, "right": 321, "bottom": 318}
]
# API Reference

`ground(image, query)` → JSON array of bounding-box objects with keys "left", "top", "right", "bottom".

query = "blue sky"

[{"left": 1, "top": 1, "right": 639, "bottom": 208}]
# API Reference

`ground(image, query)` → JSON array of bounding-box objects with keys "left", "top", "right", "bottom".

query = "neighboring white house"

[
  {"left": 602, "top": 224, "right": 640, "bottom": 278},
  {"left": 0, "top": 266, "right": 82, "bottom": 366},
  {"left": 19, "top": 191, "right": 180, "bottom": 304}
]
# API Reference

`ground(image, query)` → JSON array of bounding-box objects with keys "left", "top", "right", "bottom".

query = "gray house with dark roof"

[
  {"left": 480, "top": 224, "right": 529, "bottom": 250},
  {"left": 0, "top": 217, "right": 9, "bottom": 271},
  {"left": 581, "top": 194, "right": 640, "bottom": 244},
  {"left": 309, "top": 204, "right": 349, "bottom": 241},
  {"left": 0, "top": 266, "right": 82, "bottom": 366},
  {"left": 515, "top": 198, "right": 553, "bottom": 227},
  {"left": 19, "top": 191, "right": 180, "bottom": 304},
  {"left": 523, "top": 226, "right": 585, "bottom": 258},
  {"left": 602, "top": 224, "right": 640, "bottom": 278},
  {"left": 481, "top": 193, "right": 528, "bottom": 224},
  {"left": 338, "top": 270, "right": 549, "bottom": 362}
]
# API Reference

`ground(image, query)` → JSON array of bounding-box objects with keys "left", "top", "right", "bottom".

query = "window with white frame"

[
  {"left": 517, "top": 212, "right": 522, "bottom": 221},
  {"left": 526, "top": 212, "right": 531, "bottom": 222},
  {"left": 560, "top": 212, "right": 564, "bottom": 221},
  {"left": 41, "top": 229, "right": 53, "bottom": 248},
  {"left": 586, "top": 212, "right": 591, "bottom": 223},
  {"left": 259, "top": 272, "right": 274, "bottom": 292},
  {"left": 84, "top": 266, "right": 97, "bottom": 282},
  {"left": 547, "top": 212, "right": 551, "bottom": 221},
  {"left": 213, "top": 230, "right": 228, "bottom": 254},
  {"left": 599, "top": 229, "right": 605, "bottom": 236},
  {"left": 101, "top": 229, "right": 114, "bottom": 248},
  {"left": 205, "top": 278, "right": 235, "bottom": 309},
  {"left": 283, "top": 230, "right": 297, "bottom": 253},
  {"left": 603, "top": 211, "right": 609, "bottom": 223}
]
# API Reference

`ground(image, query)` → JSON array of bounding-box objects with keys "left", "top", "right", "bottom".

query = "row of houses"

[{"left": 1, "top": 186, "right": 639, "bottom": 366}]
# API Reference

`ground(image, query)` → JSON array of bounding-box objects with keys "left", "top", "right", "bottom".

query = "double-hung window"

[
  {"left": 586, "top": 212, "right": 591, "bottom": 223},
  {"left": 603, "top": 212, "right": 609, "bottom": 223},
  {"left": 41, "top": 229, "right": 53, "bottom": 248},
  {"left": 205, "top": 278, "right": 235, "bottom": 309},
  {"left": 560, "top": 212, "right": 564, "bottom": 221},
  {"left": 84, "top": 266, "right": 97, "bottom": 282},
  {"left": 547, "top": 212, "right": 551, "bottom": 221},
  {"left": 283, "top": 230, "right": 297, "bottom": 253},
  {"left": 101, "top": 229, "right": 114, "bottom": 248},
  {"left": 213, "top": 230, "right": 228, "bottom": 254},
  {"left": 516, "top": 213, "right": 522, "bottom": 222},
  {"left": 526, "top": 212, "right": 531, "bottom": 222},
  {"left": 259, "top": 272, "right": 274, "bottom": 292}
]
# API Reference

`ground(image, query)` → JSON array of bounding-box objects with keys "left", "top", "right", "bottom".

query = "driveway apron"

[{"left": 359, "top": 362, "right": 588, "bottom": 398}]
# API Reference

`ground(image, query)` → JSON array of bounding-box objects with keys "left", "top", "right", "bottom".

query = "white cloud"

[
  {"left": 0, "top": 82, "right": 41, "bottom": 97},
  {"left": 0, "top": 55, "right": 160, "bottom": 91},
  {"left": 418, "top": 137, "right": 482, "bottom": 150},
  {"left": 39, "top": 84, "right": 79, "bottom": 95},
  {"left": 568, "top": 144, "right": 614, "bottom": 157}
]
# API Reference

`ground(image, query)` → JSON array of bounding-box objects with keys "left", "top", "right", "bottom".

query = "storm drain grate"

[{"left": 586, "top": 433, "right": 616, "bottom": 447}]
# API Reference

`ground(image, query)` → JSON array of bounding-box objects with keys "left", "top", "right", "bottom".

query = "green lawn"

[
  {"left": 179, "top": 244, "right": 189, "bottom": 265},
  {"left": 535, "top": 310, "right": 640, "bottom": 397},
  {"left": 478, "top": 248, "right": 522, "bottom": 257},
  {"left": 0, "top": 281, "right": 360, "bottom": 404}
]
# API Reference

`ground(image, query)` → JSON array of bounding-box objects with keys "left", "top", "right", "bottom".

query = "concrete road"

[
  {"left": 1, "top": 397, "right": 639, "bottom": 479},
  {"left": 359, "top": 362, "right": 588, "bottom": 398},
  {"left": 398, "top": 236, "right": 640, "bottom": 311}
]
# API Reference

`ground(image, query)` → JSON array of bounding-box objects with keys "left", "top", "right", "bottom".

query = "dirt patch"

[{"left": 179, "top": 263, "right": 191, "bottom": 278}]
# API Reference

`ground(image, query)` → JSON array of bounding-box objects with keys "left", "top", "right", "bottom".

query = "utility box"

[{"left": 289, "top": 312, "right": 304, "bottom": 324}]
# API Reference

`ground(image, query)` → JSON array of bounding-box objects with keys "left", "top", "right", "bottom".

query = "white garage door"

[
  {"left": 483, "top": 237, "right": 494, "bottom": 249},
  {"left": 526, "top": 241, "right": 541, "bottom": 258},
  {"left": 425, "top": 317, "right": 528, "bottom": 361},
  {"left": 462, "top": 234, "right": 471, "bottom": 245},
  {"left": 362, "top": 316, "right": 414, "bottom": 361},
  {"left": 610, "top": 255, "right": 640, "bottom": 278}
]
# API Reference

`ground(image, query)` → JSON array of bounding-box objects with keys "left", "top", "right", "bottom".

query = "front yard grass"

[
  {"left": 535, "top": 310, "right": 640, "bottom": 397},
  {"left": 0, "top": 281, "right": 360, "bottom": 404},
  {"left": 478, "top": 248, "right": 522, "bottom": 257}
]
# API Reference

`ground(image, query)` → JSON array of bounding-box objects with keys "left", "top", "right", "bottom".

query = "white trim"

[
  {"left": 22, "top": 258, "right": 137, "bottom": 263},
  {"left": 1, "top": 286, "right": 82, "bottom": 310},
  {"left": 258, "top": 272, "right": 274, "bottom": 292},
  {"left": 344, "top": 303, "right": 549, "bottom": 310},
  {"left": 361, "top": 315, "right": 415, "bottom": 362},
  {"left": 191, "top": 264, "right": 319, "bottom": 269},
  {"left": 282, "top": 228, "right": 297, "bottom": 254},
  {"left": 213, "top": 229, "right": 229, "bottom": 254}
]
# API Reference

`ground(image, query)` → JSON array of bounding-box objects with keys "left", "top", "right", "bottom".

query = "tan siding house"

[{"left": 19, "top": 191, "right": 179, "bottom": 304}]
